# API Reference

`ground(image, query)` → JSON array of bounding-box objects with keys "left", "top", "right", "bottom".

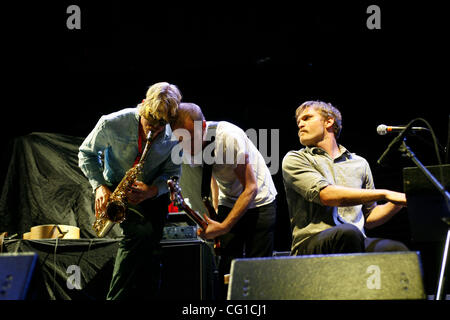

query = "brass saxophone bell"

[{"left": 105, "top": 201, "right": 127, "bottom": 223}]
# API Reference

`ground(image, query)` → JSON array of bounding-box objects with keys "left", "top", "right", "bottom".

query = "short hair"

[
  {"left": 295, "top": 100, "right": 343, "bottom": 138},
  {"left": 171, "top": 102, "right": 205, "bottom": 128},
  {"left": 137, "top": 82, "right": 182, "bottom": 123}
]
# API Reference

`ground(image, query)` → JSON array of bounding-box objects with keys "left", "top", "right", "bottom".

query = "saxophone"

[{"left": 93, "top": 131, "right": 154, "bottom": 237}]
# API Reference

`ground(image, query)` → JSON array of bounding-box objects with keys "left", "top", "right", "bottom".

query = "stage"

[
  {"left": 1, "top": 1, "right": 449, "bottom": 303},
  {"left": 1, "top": 238, "right": 217, "bottom": 300}
]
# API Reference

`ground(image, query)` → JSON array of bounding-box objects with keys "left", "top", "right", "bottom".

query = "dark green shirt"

[{"left": 282, "top": 145, "right": 376, "bottom": 254}]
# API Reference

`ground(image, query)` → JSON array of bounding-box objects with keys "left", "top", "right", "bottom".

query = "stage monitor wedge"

[
  {"left": 228, "top": 251, "right": 425, "bottom": 300},
  {"left": 0, "top": 253, "right": 38, "bottom": 300}
]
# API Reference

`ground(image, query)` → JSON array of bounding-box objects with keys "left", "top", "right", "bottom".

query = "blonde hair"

[
  {"left": 296, "top": 100, "right": 343, "bottom": 138},
  {"left": 137, "top": 82, "right": 182, "bottom": 123}
]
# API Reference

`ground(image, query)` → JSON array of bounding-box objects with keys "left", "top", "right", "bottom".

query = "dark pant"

[
  {"left": 106, "top": 194, "right": 168, "bottom": 300},
  {"left": 216, "top": 200, "right": 277, "bottom": 299},
  {"left": 293, "top": 224, "right": 408, "bottom": 256}
]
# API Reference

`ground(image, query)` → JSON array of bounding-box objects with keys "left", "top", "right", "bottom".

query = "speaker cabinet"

[
  {"left": 228, "top": 251, "right": 425, "bottom": 300},
  {"left": 0, "top": 253, "right": 38, "bottom": 300},
  {"left": 159, "top": 240, "right": 218, "bottom": 300}
]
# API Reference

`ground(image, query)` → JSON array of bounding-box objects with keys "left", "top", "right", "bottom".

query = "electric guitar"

[{"left": 167, "top": 176, "right": 221, "bottom": 256}]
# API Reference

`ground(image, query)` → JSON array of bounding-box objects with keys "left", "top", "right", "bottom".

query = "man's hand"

[
  {"left": 95, "top": 185, "right": 111, "bottom": 217},
  {"left": 126, "top": 181, "right": 158, "bottom": 205},
  {"left": 197, "top": 215, "right": 229, "bottom": 239},
  {"left": 365, "top": 191, "right": 407, "bottom": 229},
  {"left": 384, "top": 190, "right": 407, "bottom": 207}
]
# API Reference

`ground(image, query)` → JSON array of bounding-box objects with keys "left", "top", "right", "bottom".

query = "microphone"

[
  {"left": 377, "top": 124, "right": 429, "bottom": 135},
  {"left": 377, "top": 120, "right": 417, "bottom": 166}
]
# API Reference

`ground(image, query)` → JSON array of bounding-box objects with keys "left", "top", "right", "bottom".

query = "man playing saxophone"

[{"left": 78, "top": 82, "right": 182, "bottom": 300}]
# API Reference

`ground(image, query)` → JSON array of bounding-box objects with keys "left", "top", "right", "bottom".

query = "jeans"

[
  {"left": 106, "top": 194, "right": 168, "bottom": 300},
  {"left": 216, "top": 200, "right": 277, "bottom": 299}
]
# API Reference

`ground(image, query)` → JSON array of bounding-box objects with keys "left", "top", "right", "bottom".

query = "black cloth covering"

[
  {"left": 3, "top": 239, "right": 119, "bottom": 299},
  {"left": 0, "top": 132, "right": 121, "bottom": 238}
]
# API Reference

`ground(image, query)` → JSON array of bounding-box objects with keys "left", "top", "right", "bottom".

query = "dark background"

[{"left": 2, "top": 1, "right": 449, "bottom": 294}]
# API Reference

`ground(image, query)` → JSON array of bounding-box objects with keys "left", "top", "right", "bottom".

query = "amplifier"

[
  {"left": 160, "top": 240, "right": 218, "bottom": 300},
  {"left": 162, "top": 225, "right": 198, "bottom": 240}
]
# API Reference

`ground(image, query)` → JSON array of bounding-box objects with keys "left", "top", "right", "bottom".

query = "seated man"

[{"left": 282, "top": 100, "right": 408, "bottom": 256}]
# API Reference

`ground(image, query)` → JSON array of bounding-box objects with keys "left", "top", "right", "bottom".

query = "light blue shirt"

[{"left": 78, "top": 107, "right": 180, "bottom": 197}]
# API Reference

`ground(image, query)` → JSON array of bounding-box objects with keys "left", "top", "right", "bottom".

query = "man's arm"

[
  {"left": 319, "top": 185, "right": 406, "bottom": 229},
  {"left": 200, "top": 153, "right": 257, "bottom": 239},
  {"left": 210, "top": 175, "right": 219, "bottom": 213},
  {"left": 282, "top": 151, "right": 330, "bottom": 205},
  {"left": 78, "top": 118, "right": 111, "bottom": 215},
  {"left": 365, "top": 202, "right": 404, "bottom": 229},
  {"left": 319, "top": 185, "right": 406, "bottom": 207},
  {"left": 78, "top": 117, "right": 110, "bottom": 192}
]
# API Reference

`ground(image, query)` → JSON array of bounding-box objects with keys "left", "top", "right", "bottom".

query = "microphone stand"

[
  {"left": 377, "top": 119, "right": 416, "bottom": 166},
  {"left": 399, "top": 139, "right": 450, "bottom": 300}
]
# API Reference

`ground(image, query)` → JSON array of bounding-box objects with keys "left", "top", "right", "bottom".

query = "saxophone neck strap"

[
  {"left": 133, "top": 118, "right": 145, "bottom": 167},
  {"left": 201, "top": 121, "right": 218, "bottom": 200}
]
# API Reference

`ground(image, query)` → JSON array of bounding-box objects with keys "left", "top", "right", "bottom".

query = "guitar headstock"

[{"left": 167, "top": 176, "right": 184, "bottom": 208}]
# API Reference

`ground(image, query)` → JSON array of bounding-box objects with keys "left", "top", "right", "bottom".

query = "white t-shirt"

[{"left": 206, "top": 121, "right": 277, "bottom": 209}]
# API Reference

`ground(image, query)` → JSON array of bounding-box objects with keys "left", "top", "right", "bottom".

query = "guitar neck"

[
  {"left": 181, "top": 202, "right": 208, "bottom": 230},
  {"left": 167, "top": 178, "right": 221, "bottom": 256}
]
